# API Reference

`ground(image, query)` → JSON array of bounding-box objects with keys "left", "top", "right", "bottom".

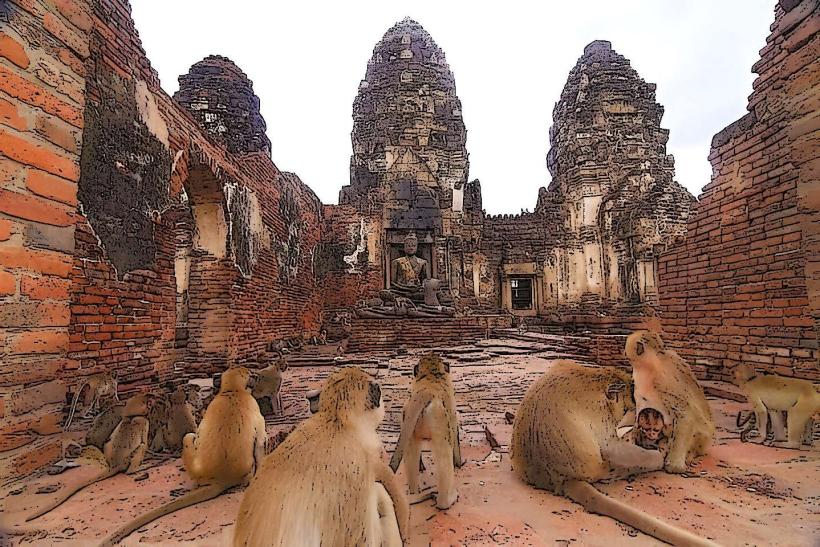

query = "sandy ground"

[{"left": 1, "top": 340, "right": 818, "bottom": 546}]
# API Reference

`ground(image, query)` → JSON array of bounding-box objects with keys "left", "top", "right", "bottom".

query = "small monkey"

[
  {"left": 84, "top": 399, "right": 125, "bottom": 451},
  {"left": 252, "top": 358, "right": 288, "bottom": 416},
  {"left": 734, "top": 364, "right": 820, "bottom": 448},
  {"left": 390, "top": 353, "right": 462, "bottom": 509},
  {"left": 27, "top": 393, "right": 150, "bottom": 522},
  {"left": 625, "top": 331, "right": 714, "bottom": 473},
  {"left": 150, "top": 387, "right": 197, "bottom": 452},
  {"left": 99, "top": 367, "right": 266, "bottom": 547},
  {"left": 632, "top": 408, "right": 667, "bottom": 451},
  {"left": 63, "top": 372, "right": 118, "bottom": 431},
  {"left": 512, "top": 361, "right": 718, "bottom": 547},
  {"left": 234, "top": 367, "right": 409, "bottom": 547}
]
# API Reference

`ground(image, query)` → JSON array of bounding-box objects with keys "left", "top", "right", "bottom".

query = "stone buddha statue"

[{"left": 390, "top": 232, "right": 429, "bottom": 292}]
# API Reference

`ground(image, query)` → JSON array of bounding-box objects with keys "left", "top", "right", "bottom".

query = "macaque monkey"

[
  {"left": 625, "top": 331, "right": 714, "bottom": 473},
  {"left": 734, "top": 364, "right": 820, "bottom": 448},
  {"left": 99, "top": 367, "right": 266, "bottom": 547},
  {"left": 234, "top": 367, "right": 409, "bottom": 547},
  {"left": 632, "top": 408, "right": 667, "bottom": 451},
  {"left": 512, "top": 361, "right": 718, "bottom": 547},
  {"left": 63, "top": 372, "right": 118, "bottom": 430},
  {"left": 150, "top": 387, "right": 197, "bottom": 452},
  {"left": 252, "top": 359, "right": 288, "bottom": 416},
  {"left": 84, "top": 399, "right": 125, "bottom": 450},
  {"left": 390, "top": 353, "right": 462, "bottom": 509},
  {"left": 27, "top": 393, "right": 150, "bottom": 521}
]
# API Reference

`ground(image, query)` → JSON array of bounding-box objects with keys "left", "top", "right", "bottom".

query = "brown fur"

[
  {"left": 149, "top": 387, "right": 197, "bottom": 452},
  {"left": 234, "top": 366, "right": 409, "bottom": 547},
  {"left": 734, "top": 364, "right": 820, "bottom": 448},
  {"left": 390, "top": 353, "right": 462, "bottom": 509},
  {"left": 625, "top": 331, "right": 715, "bottom": 473},
  {"left": 63, "top": 372, "right": 118, "bottom": 431},
  {"left": 632, "top": 408, "right": 667, "bottom": 451},
  {"left": 27, "top": 393, "right": 149, "bottom": 522},
  {"left": 84, "top": 399, "right": 125, "bottom": 450},
  {"left": 512, "top": 361, "right": 717, "bottom": 547},
  {"left": 99, "top": 367, "right": 266, "bottom": 547}
]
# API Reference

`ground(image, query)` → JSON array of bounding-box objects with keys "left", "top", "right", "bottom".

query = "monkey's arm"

[
  {"left": 389, "top": 392, "right": 434, "bottom": 472},
  {"left": 375, "top": 462, "right": 410, "bottom": 541}
]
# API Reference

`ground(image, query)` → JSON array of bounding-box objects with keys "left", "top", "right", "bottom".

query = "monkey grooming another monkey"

[
  {"left": 512, "top": 361, "right": 718, "bottom": 547},
  {"left": 625, "top": 331, "right": 715, "bottom": 473},
  {"left": 63, "top": 372, "right": 119, "bottom": 431},
  {"left": 734, "top": 364, "right": 820, "bottom": 448},
  {"left": 27, "top": 393, "right": 150, "bottom": 522},
  {"left": 390, "top": 353, "right": 462, "bottom": 509},
  {"left": 150, "top": 386, "right": 197, "bottom": 452},
  {"left": 99, "top": 367, "right": 266, "bottom": 547},
  {"left": 234, "top": 366, "right": 409, "bottom": 547},
  {"left": 252, "top": 358, "right": 288, "bottom": 416}
]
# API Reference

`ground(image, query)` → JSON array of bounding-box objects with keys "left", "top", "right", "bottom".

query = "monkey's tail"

[
  {"left": 63, "top": 386, "right": 84, "bottom": 431},
  {"left": 99, "top": 483, "right": 226, "bottom": 547},
  {"left": 25, "top": 469, "right": 117, "bottom": 522},
  {"left": 564, "top": 480, "right": 721, "bottom": 547}
]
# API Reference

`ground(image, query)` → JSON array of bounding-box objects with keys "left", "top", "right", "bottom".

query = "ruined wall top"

[
  {"left": 341, "top": 18, "right": 469, "bottom": 211},
  {"left": 174, "top": 55, "right": 271, "bottom": 156}
]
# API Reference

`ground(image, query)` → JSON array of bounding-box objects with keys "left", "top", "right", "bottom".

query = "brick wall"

[
  {"left": 658, "top": 0, "right": 819, "bottom": 381},
  {"left": 0, "top": 0, "right": 91, "bottom": 483}
]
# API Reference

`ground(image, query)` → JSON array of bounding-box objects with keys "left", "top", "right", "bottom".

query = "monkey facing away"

[
  {"left": 390, "top": 353, "right": 462, "bottom": 509},
  {"left": 234, "top": 366, "right": 409, "bottom": 547},
  {"left": 27, "top": 393, "right": 150, "bottom": 522},
  {"left": 150, "top": 386, "right": 197, "bottom": 453},
  {"left": 99, "top": 367, "right": 266, "bottom": 547},
  {"left": 63, "top": 372, "right": 118, "bottom": 431},
  {"left": 625, "top": 331, "right": 715, "bottom": 473},
  {"left": 252, "top": 358, "right": 288, "bottom": 416},
  {"left": 512, "top": 361, "right": 718, "bottom": 547},
  {"left": 734, "top": 364, "right": 820, "bottom": 448}
]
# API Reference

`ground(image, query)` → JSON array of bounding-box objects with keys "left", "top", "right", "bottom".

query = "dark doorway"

[{"left": 511, "top": 277, "right": 534, "bottom": 310}]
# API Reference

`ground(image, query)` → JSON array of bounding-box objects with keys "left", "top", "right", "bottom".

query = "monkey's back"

[
  {"left": 657, "top": 352, "right": 714, "bottom": 438},
  {"left": 512, "top": 362, "right": 628, "bottom": 492},
  {"left": 234, "top": 415, "right": 376, "bottom": 547}
]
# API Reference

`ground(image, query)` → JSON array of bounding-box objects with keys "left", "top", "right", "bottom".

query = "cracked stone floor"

[{"left": 1, "top": 340, "right": 818, "bottom": 546}]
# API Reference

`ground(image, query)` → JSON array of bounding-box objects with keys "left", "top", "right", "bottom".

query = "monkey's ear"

[
  {"left": 606, "top": 381, "right": 627, "bottom": 400},
  {"left": 635, "top": 341, "right": 645, "bottom": 356},
  {"left": 413, "top": 364, "right": 420, "bottom": 378}
]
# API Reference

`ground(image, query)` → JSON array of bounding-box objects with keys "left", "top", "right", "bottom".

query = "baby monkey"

[{"left": 632, "top": 408, "right": 667, "bottom": 451}]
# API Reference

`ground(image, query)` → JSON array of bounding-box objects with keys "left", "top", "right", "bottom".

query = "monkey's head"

[
  {"left": 221, "top": 367, "right": 252, "bottom": 393},
  {"left": 625, "top": 330, "right": 666, "bottom": 367},
  {"left": 414, "top": 353, "right": 450, "bottom": 379},
  {"left": 733, "top": 364, "right": 756, "bottom": 385},
  {"left": 636, "top": 408, "right": 666, "bottom": 445},
  {"left": 170, "top": 387, "right": 187, "bottom": 404},
  {"left": 122, "top": 394, "right": 150, "bottom": 417},
  {"left": 319, "top": 367, "right": 384, "bottom": 426}
]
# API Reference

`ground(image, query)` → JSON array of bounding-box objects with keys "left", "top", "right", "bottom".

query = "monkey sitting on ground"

[
  {"left": 512, "top": 361, "right": 718, "bottom": 547},
  {"left": 27, "top": 393, "right": 150, "bottom": 522},
  {"left": 149, "top": 386, "right": 197, "bottom": 453},
  {"left": 390, "top": 353, "right": 462, "bottom": 509},
  {"left": 63, "top": 372, "right": 119, "bottom": 431},
  {"left": 234, "top": 366, "right": 409, "bottom": 547},
  {"left": 625, "top": 330, "right": 715, "bottom": 473},
  {"left": 734, "top": 364, "right": 820, "bottom": 448},
  {"left": 252, "top": 359, "right": 288, "bottom": 416},
  {"left": 99, "top": 367, "right": 266, "bottom": 547}
]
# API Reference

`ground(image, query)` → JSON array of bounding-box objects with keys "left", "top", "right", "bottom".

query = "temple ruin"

[{"left": 0, "top": 0, "right": 817, "bottom": 544}]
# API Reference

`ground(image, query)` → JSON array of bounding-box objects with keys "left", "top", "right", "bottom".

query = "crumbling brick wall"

[{"left": 658, "top": 0, "right": 819, "bottom": 381}]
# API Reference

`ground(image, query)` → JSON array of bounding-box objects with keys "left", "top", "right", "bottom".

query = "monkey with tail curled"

[
  {"left": 512, "top": 361, "right": 720, "bottom": 547},
  {"left": 234, "top": 366, "right": 409, "bottom": 547},
  {"left": 27, "top": 393, "right": 149, "bottom": 522},
  {"left": 99, "top": 367, "right": 266, "bottom": 547}
]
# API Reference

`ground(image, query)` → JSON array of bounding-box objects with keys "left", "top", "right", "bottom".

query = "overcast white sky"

[{"left": 131, "top": 1, "right": 774, "bottom": 213}]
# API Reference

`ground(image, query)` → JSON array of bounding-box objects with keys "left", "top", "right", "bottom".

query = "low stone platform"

[
  {"left": 1, "top": 343, "right": 817, "bottom": 545},
  {"left": 347, "top": 315, "right": 513, "bottom": 351}
]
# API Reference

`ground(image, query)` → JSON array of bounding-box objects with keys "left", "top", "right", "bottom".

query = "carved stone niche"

[
  {"left": 384, "top": 229, "right": 436, "bottom": 289},
  {"left": 501, "top": 262, "right": 544, "bottom": 317}
]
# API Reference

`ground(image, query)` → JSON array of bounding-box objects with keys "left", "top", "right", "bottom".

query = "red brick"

[
  {"left": 0, "top": 270, "right": 15, "bottom": 295},
  {"left": 0, "top": 65, "right": 83, "bottom": 128},
  {"left": 0, "top": 96, "right": 28, "bottom": 132},
  {"left": 52, "top": 0, "right": 94, "bottom": 32},
  {"left": 0, "top": 246, "right": 72, "bottom": 277},
  {"left": 43, "top": 12, "right": 89, "bottom": 59},
  {"left": 0, "top": 128, "right": 80, "bottom": 181},
  {"left": 26, "top": 170, "right": 78, "bottom": 206},
  {"left": 0, "top": 189, "right": 74, "bottom": 226},
  {"left": 0, "top": 218, "right": 12, "bottom": 241},
  {"left": 34, "top": 114, "right": 81, "bottom": 154},
  {"left": 10, "top": 329, "right": 69, "bottom": 354},
  {"left": 0, "top": 32, "right": 30, "bottom": 69},
  {"left": 21, "top": 275, "right": 71, "bottom": 300}
]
